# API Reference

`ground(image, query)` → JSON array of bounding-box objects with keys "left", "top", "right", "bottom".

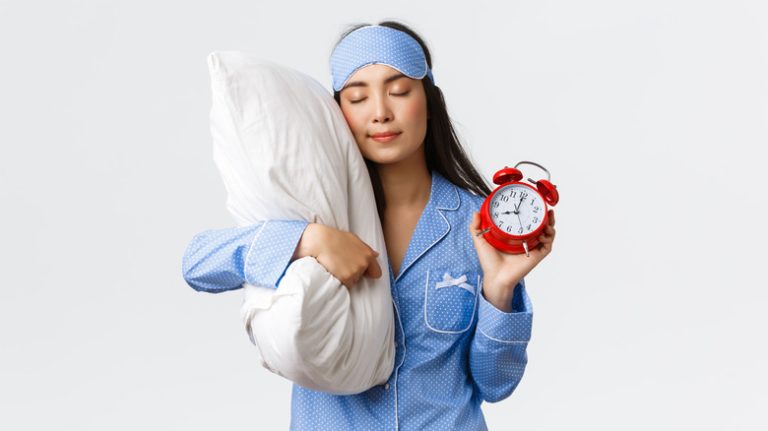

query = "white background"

[{"left": 1, "top": 0, "right": 766, "bottom": 429}]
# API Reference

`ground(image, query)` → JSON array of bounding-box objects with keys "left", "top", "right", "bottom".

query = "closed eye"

[{"left": 349, "top": 91, "right": 410, "bottom": 104}]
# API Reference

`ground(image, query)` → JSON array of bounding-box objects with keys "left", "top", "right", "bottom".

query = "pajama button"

[{"left": 384, "top": 383, "right": 390, "bottom": 390}]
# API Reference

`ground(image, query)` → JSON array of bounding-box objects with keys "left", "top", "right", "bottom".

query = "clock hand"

[{"left": 514, "top": 195, "right": 525, "bottom": 213}]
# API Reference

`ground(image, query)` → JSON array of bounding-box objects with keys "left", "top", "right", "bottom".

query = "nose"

[{"left": 371, "top": 93, "right": 393, "bottom": 124}]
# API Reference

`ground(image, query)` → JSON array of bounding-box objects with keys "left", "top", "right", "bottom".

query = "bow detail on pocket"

[{"left": 434, "top": 273, "right": 476, "bottom": 295}]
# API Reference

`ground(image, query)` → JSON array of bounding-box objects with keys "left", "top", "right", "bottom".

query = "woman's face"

[{"left": 338, "top": 64, "right": 429, "bottom": 166}]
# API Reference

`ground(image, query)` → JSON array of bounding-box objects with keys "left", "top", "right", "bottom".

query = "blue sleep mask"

[{"left": 330, "top": 25, "right": 435, "bottom": 92}]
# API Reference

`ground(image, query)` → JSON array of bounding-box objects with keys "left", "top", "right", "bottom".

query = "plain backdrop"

[{"left": 1, "top": 0, "right": 766, "bottom": 430}]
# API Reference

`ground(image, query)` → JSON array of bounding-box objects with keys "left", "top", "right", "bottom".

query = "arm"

[
  {"left": 469, "top": 278, "right": 533, "bottom": 403},
  {"left": 181, "top": 220, "right": 308, "bottom": 293}
]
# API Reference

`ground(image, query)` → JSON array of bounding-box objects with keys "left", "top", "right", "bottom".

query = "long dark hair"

[{"left": 332, "top": 20, "right": 492, "bottom": 219}]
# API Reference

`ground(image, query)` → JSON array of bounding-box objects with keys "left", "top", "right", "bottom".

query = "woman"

[{"left": 183, "top": 20, "right": 556, "bottom": 430}]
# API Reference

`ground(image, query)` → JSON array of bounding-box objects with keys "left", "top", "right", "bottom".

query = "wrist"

[
  {"left": 293, "top": 223, "right": 322, "bottom": 261},
  {"left": 482, "top": 280, "right": 519, "bottom": 313}
]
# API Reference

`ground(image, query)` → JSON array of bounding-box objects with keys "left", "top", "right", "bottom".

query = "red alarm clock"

[{"left": 478, "top": 161, "right": 560, "bottom": 256}]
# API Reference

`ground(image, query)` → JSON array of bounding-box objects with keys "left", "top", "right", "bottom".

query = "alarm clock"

[{"left": 477, "top": 161, "right": 560, "bottom": 256}]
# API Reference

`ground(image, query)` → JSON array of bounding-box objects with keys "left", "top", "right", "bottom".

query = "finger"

[
  {"left": 536, "top": 237, "right": 552, "bottom": 251},
  {"left": 350, "top": 272, "right": 362, "bottom": 288},
  {"left": 469, "top": 212, "right": 489, "bottom": 248},
  {"left": 539, "top": 224, "right": 556, "bottom": 241},
  {"left": 469, "top": 211, "right": 480, "bottom": 233},
  {"left": 548, "top": 209, "right": 555, "bottom": 227},
  {"left": 365, "top": 257, "right": 382, "bottom": 279},
  {"left": 363, "top": 241, "right": 378, "bottom": 256}
]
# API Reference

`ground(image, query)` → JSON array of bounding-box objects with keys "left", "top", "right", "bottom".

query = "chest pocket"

[{"left": 424, "top": 268, "right": 480, "bottom": 333}]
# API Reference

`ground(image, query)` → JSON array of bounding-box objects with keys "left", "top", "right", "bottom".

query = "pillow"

[{"left": 206, "top": 51, "right": 395, "bottom": 394}]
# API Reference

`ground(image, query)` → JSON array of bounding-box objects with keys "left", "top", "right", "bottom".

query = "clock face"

[{"left": 489, "top": 184, "right": 546, "bottom": 236}]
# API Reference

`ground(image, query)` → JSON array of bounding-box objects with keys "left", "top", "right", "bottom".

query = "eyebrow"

[{"left": 341, "top": 72, "right": 408, "bottom": 91}]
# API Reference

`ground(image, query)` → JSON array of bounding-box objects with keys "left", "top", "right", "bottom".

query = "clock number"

[
  {"left": 517, "top": 227, "right": 523, "bottom": 234},
  {"left": 493, "top": 201, "right": 499, "bottom": 208},
  {"left": 500, "top": 194, "right": 509, "bottom": 202},
  {"left": 533, "top": 206, "right": 540, "bottom": 213},
  {"left": 527, "top": 224, "right": 531, "bottom": 231},
  {"left": 506, "top": 225, "right": 512, "bottom": 233},
  {"left": 532, "top": 217, "right": 538, "bottom": 224}
]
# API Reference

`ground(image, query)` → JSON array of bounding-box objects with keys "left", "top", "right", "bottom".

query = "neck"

[{"left": 376, "top": 152, "right": 432, "bottom": 210}]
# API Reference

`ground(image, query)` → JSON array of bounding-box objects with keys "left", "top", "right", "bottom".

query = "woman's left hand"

[{"left": 469, "top": 209, "right": 556, "bottom": 312}]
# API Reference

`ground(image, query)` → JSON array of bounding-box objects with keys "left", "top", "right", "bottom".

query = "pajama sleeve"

[
  {"left": 181, "top": 220, "right": 309, "bottom": 293},
  {"left": 469, "top": 277, "right": 533, "bottom": 403}
]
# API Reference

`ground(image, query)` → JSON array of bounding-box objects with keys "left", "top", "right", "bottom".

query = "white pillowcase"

[{"left": 206, "top": 51, "right": 395, "bottom": 394}]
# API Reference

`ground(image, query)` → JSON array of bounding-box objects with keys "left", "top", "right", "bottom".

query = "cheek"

[
  {"left": 341, "top": 109, "right": 365, "bottom": 137},
  {"left": 403, "top": 98, "right": 428, "bottom": 127}
]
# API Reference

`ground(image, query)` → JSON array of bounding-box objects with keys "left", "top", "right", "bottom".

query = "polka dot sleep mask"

[{"left": 329, "top": 25, "right": 435, "bottom": 92}]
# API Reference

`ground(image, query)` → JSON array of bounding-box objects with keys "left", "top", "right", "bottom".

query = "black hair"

[{"left": 332, "top": 20, "right": 492, "bottom": 219}]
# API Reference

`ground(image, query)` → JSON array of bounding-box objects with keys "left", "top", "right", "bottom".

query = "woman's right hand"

[{"left": 292, "top": 223, "right": 383, "bottom": 289}]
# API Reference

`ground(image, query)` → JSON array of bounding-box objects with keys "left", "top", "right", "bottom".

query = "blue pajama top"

[{"left": 182, "top": 171, "right": 533, "bottom": 430}]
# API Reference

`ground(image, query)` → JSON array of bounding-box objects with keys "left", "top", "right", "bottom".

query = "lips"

[
  {"left": 370, "top": 132, "right": 401, "bottom": 138},
  {"left": 370, "top": 132, "right": 401, "bottom": 143}
]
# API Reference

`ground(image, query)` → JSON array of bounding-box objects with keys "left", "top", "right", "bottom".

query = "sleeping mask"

[{"left": 330, "top": 25, "right": 435, "bottom": 92}]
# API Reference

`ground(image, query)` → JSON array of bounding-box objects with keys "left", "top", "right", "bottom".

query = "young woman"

[{"left": 183, "top": 21, "right": 556, "bottom": 430}]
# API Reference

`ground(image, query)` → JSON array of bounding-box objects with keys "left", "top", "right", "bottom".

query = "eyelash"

[{"left": 349, "top": 91, "right": 410, "bottom": 104}]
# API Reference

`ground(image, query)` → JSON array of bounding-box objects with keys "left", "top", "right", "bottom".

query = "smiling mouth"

[{"left": 370, "top": 132, "right": 401, "bottom": 142}]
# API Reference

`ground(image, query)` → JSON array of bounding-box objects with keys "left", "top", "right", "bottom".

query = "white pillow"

[{"left": 206, "top": 51, "right": 395, "bottom": 394}]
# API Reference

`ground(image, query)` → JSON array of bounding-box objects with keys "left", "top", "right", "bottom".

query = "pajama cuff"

[
  {"left": 243, "top": 220, "right": 309, "bottom": 289},
  {"left": 476, "top": 280, "right": 533, "bottom": 343}
]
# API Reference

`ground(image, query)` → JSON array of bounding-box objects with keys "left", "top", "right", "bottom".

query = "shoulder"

[
  {"left": 456, "top": 186, "right": 485, "bottom": 213},
  {"left": 444, "top": 178, "right": 486, "bottom": 217},
  {"left": 438, "top": 176, "right": 486, "bottom": 254},
  {"left": 433, "top": 170, "right": 487, "bottom": 214}
]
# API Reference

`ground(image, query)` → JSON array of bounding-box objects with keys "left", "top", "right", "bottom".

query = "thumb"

[
  {"left": 470, "top": 211, "right": 494, "bottom": 252},
  {"left": 469, "top": 212, "right": 483, "bottom": 245},
  {"left": 469, "top": 211, "right": 481, "bottom": 233}
]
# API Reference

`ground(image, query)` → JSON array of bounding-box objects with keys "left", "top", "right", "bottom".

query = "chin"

[
  {"left": 363, "top": 155, "right": 402, "bottom": 166},
  {"left": 357, "top": 137, "right": 425, "bottom": 166},
  {"left": 360, "top": 148, "right": 410, "bottom": 165}
]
